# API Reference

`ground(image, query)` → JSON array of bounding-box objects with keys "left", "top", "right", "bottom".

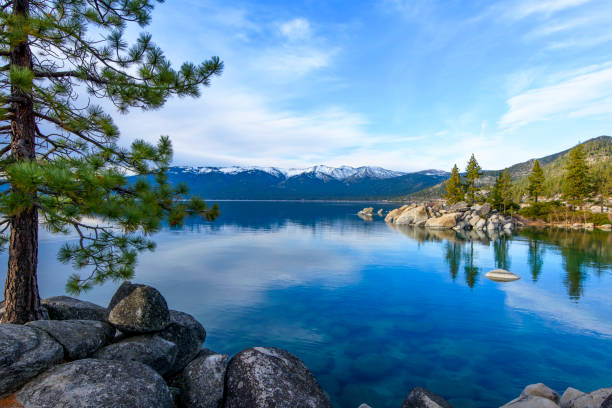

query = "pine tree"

[
  {"left": 465, "top": 154, "right": 482, "bottom": 204},
  {"left": 0, "top": 0, "right": 223, "bottom": 323},
  {"left": 562, "top": 145, "right": 590, "bottom": 208},
  {"left": 488, "top": 172, "right": 503, "bottom": 210},
  {"left": 527, "top": 159, "right": 545, "bottom": 203},
  {"left": 444, "top": 164, "right": 464, "bottom": 204},
  {"left": 591, "top": 170, "right": 610, "bottom": 213},
  {"left": 500, "top": 169, "right": 513, "bottom": 215}
]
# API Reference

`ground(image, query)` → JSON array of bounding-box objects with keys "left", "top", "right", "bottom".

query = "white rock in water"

[{"left": 485, "top": 269, "right": 520, "bottom": 282}]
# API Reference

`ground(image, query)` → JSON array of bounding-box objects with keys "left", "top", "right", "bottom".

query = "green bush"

[
  {"left": 588, "top": 213, "right": 611, "bottom": 225},
  {"left": 518, "top": 201, "right": 563, "bottom": 219}
]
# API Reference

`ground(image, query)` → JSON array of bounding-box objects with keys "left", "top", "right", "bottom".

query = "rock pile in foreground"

[{"left": 2, "top": 284, "right": 610, "bottom": 408}]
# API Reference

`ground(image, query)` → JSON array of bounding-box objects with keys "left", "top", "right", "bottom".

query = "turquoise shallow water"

[{"left": 2, "top": 201, "right": 611, "bottom": 407}]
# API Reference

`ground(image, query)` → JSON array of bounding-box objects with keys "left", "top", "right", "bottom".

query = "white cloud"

[
  {"left": 509, "top": 0, "right": 592, "bottom": 19},
  {"left": 279, "top": 18, "right": 312, "bottom": 41},
  {"left": 499, "top": 63, "right": 612, "bottom": 128},
  {"left": 251, "top": 45, "right": 336, "bottom": 78}
]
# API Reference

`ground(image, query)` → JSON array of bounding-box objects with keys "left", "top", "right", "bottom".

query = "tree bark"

[{"left": 2, "top": 0, "right": 42, "bottom": 324}]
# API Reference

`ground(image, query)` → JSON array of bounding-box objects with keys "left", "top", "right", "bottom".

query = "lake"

[{"left": 2, "top": 201, "right": 611, "bottom": 408}]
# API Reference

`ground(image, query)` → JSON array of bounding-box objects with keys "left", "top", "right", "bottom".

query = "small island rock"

[
  {"left": 401, "top": 387, "right": 453, "bottom": 408},
  {"left": 107, "top": 282, "right": 171, "bottom": 333},
  {"left": 16, "top": 359, "right": 173, "bottom": 408},
  {"left": 224, "top": 346, "right": 331, "bottom": 408},
  {"left": 0, "top": 324, "right": 63, "bottom": 397},
  {"left": 485, "top": 269, "right": 520, "bottom": 282}
]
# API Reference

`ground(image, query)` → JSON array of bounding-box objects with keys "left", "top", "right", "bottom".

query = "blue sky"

[{"left": 115, "top": 0, "right": 612, "bottom": 171}]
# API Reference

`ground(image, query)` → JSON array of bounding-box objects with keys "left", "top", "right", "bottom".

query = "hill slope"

[{"left": 405, "top": 136, "right": 611, "bottom": 200}]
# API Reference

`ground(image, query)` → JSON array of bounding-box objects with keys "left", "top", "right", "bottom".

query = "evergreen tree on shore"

[
  {"left": 489, "top": 169, "right": 513, "bottom": 214},
  {"left": 562, "top": 145, "right": 590, "bottom": 208},
  {"left": 444, "top": 164, "right": 464, "bottom": 204},
  {"left": 528, "top": 160, "right": 545, "bottom": 203},
  {"left": 465, "top": 154, "right": 482, "bottom": 204},
  {"left": 0, "top": 0, "right": 223, "bottom": 323}
]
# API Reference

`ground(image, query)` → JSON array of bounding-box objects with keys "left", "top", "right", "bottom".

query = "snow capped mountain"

[{"left": 172, "top": 165, "right": 409, "bottom": 181}]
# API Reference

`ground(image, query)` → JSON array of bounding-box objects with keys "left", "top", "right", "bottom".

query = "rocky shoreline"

[{"left": 1, "top": 283, "right": 611, "bottom": 408}]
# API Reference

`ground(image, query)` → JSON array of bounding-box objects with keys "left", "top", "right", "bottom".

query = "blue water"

[{"left": 2, "top": 201, "right": 611, "bottom": 408}]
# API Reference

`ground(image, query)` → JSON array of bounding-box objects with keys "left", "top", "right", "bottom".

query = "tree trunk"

[{"left": 2, "top": 0, "right": 42, "bottom": 324}]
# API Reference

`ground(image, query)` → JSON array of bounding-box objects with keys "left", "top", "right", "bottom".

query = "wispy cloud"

[
  {"left": 508, "top": 0, "right": 592, "bottom": 19},
  {"left": 499, "top": 63, "right": 612, "bottom": 128},
  {"left": 279, "top": 18, "right": 312, "bottom": 41}
]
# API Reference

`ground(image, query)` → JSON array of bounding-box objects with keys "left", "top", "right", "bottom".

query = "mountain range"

[
  {"left": 160, "top": 136, "right": 610, "bottom": 201},
  {"left": 164, "top": 165, "right": 449, "bottom": 200}
]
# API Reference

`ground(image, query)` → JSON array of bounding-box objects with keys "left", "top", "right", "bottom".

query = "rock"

[
  {"left": 107, "top": 282, "right": 171, "bottom": 333},
  {"left": 26, "top": 319, "right": 114, "bottom": 360},
  {"left": 562, "top": 388, "right": 612, "bottom": 408},
  {"left": 42, "top": 296, "right": 107, "bottom": 321},
  {"left": 377, "top": 209, "right": 383, "bottom": 216},
  {"left": 0, "top": 324, "right": 63, "bottom": 398},
  {"left": 521, "top": 383, "right": 559, "bottom": 403},
  {"left": 449, "top": 201, "right": 469, "bottom": 212},
  {"left": 158, "top": 310, "right": 206, "bottom": 375},
  {"left": 425, "top": 213, "right": 458, "bottom": 229},
  {"left": 358, "top": 207, "right": 374, "bottom": 216},
  {"left": 395, "top": 205, "right": 429, "bottom": 225},
  {"left": 469, "top": 215, "right": 482, "bottom": 227},
  {"left": 224, "top": 346, "right": 331, "bottom": 408},
  {"left": 560, "top": 388, "right": 585, "bottom": 408},
  {"left": 501, "top": 395, "right": 560, "bottom": 408},
  {"left": 401, "top": 387, "right": 453, "bottom": 408},
  {"left": 173, "top": 349, "right": 228, "bottom": 408},
  {"left": 477, "top": 203, "right": 492, "bottom": 217},
  {"left": 474, "top": 218, "right": 486, "bottom": 230},
  {"left": 358, "top": 405, "right": 373, "bottom": 408},
  {"left": 385, "top": 205, "right": 410, "bottom": 223},
  {"left": 589, "top": 388, "right": 612, "bottom": 406},
  {"left": 601, "top": 394, "right": 612, "bottom": 408},
  {"left": 485, "top": 269, "right": 520, "bottom": 282},
  {"left": 16, "top": 358, "right": 173, "bottom": 408},
  {"left": 597, "top": 224, "right": 612, "bottom": 231},
  {"left": 93, "top": 334, "right": 178, "bottom": 376},
  {"left": 504, "top": 222, "right": 514, "bottom": 230}
]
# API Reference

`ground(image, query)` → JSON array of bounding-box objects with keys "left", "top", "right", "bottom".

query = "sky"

[{"left": 113, "top": 0, "right": 612, "bottom": 172}]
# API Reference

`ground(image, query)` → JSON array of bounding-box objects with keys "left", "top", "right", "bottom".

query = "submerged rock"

[
  {"left": 173, "top": 349, "right": 228, "bottom": 408},
  {"left": 107, "top": 282, "right": 170, "bottom": 333},
  {"left": 26, "top": 319, "right": 114, "bottom": 360},
  {"left": 401, "top": 387, "right": 453, "bottom": 408},
  {"left": 93, "top": 334, "right": 178, "bottom": 376},
  {"left": 485, "top": 269, "right": 520, "bottom": 282},
  {"left": 16, "top": 359, "right": 173, "bottom": 408},
  {"left": 0, "top": 324, "right": 63, "bottom": 398},
  {"left": 42, "top": 296, "right": 107, "bottom": 321},
  {"left": 224, "top": 346, "right": 331, "bottom": 408},
  {"left": 158, "top": 310, "right": 207, "bottom": 375}
]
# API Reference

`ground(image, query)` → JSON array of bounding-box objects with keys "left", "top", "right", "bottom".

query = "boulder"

[
  {"left": 93, "top": 334, "right": 178, "bottom": 376},
  {"left": 158, "top": 310, "right": 206, "bottom": 375},
  {"left": 401, "top": 387, "right": 453, "bottom": 408},
  {"left": 172, "top": 349, "right": 228, "bottom": 408},
  {"left": 26, "top": 319, "right": 114, "bottom": 360},
  {"left": 601, "top": 394, "right": 612, "bottom": 408},
  {"left": 16, "top": 359, "right": 173, "bottom": 408},
  {"left": 425, "top": 213, "right": 458, "bottom": 229},
  {"left": 560, "top": 388, "right": 585, "bottom": 408},
  {"left": 0, "top": 324, "right": 63, "bottom": 397},
  {"left": 224, "top": 346, "right": 331, "bottom": 408},
  {"left": 501, "top": 395, "right": 560, "bottom": 408},
  {"left": 107, "top": 282, "right": 170, "bottom": 333},
  {"left": 561, "top": 388, "right": 612, "bottom": 408},
  {"left": 469, "top": 215, "right": 482, "bottom": 227},
  {"left": 449, "top": 201, "right": 468, "bottom": 212},
  {"left": 42, "top": 296, "right": 107, "bottom": 321},
  {"left": 485, "top": 269, "right": 520, "bottom": 282},
  {"left": 598, "top": 224, "right": 612, "bottom": 231},
  {"left": 385, "top": 205, "right": 410, "bottom": 223},
  {"left": 521, "top": 383, "right": 559, "bottom": 404},
  {"left": 395, "top": 205, "right": 429, "bottom": 225},
  {"left": 504, "top": 222, "right": 514, "bottom": 230},
  {"left": 358, "top": 405, "right": 373, "bottom": 408},
  {"left": 377, "top": 209, "right": 384, "bottom": 216},
  {"left": 358, "top": 207, "right": 374, "bottom": 216},
  {"left": 474, "top": 218, "right": 486, "bottom": 230},
  {"left": 477, "top": 203, "right": 492, "bottom": 217}
]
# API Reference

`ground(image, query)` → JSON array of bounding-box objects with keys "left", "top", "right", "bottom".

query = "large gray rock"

[
  {"left": 42, "top": 296, "right": 107, "bottom": 321},
  {"left": 173, "top": 349, "right": 228, "bottom": 408},
  {"left": 0, "top": 324, "right": 63, "bottom": 398},
  {"left": 521, "top": 383, "right": 559, "bottom": 403},
  {"left": 93, "top": 334, "right": 178, "bottom": 376},
  {"left": 385, "top": 205, "right": 410, "bottom": 223},
  {"left": 395, "top": 205, "right": 429, "bottom": 225},
  {"left": 107, "top": 282, "right": 170, "bottom": 333},
  {"left": 402, "top": 387, "right": 453, "bottom": 408},
  {"left": 26, "top": 319, "right": 114, "bottom": 360},
  {"left": 16, "top": 359, "right": 173, "bottom": 408},
  {"left": 501, "top": 395, "right": 560, "bottom": 408},
  {"left": 158, "top": 310, "right": 206, "bottom": 375},
  {"left": 425, "top": 213, "right": 459, "bottom": 229},
  {"left": 224, "top": 347, "right": 331, "bottom": 408},
  {"left": 561, "top": 388, "right": 585, "bottom": 408},
  {"left": 567, "top": 388, "right": 612, "bottom": 408},
  {"left": 449, "top": 201, "right": 468, "bottom": 212},
  {"left": 601, "top": 394, "right": 612, "bottom": 408},
  {"left": 477, "top": 203, "right": 492, "bottom": 217}
]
